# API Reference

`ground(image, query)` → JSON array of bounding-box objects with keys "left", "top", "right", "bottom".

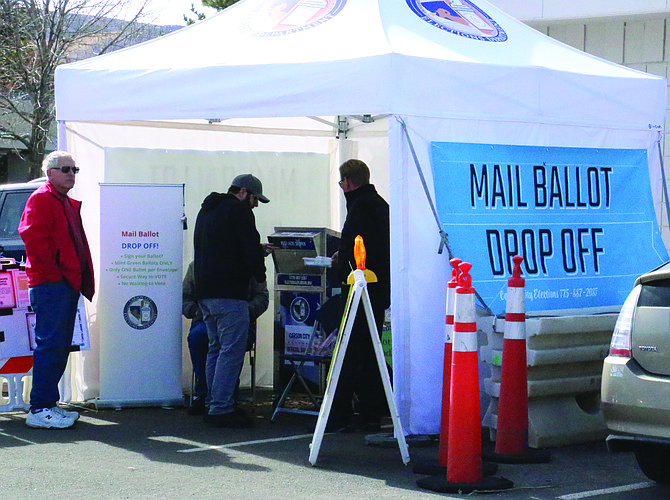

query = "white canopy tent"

[{"left": 55, "top": 0, "right": 666, "bottom": 434}]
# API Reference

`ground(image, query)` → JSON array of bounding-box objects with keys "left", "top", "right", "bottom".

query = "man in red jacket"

[{"left": 19, "top": 151, "right": 94, "bottom": 429}]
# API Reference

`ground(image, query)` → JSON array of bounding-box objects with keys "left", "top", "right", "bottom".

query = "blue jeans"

[
  {"left": 187, "top": 320, "right": 208, "bottom": 400},
  {"left": 29, "top": 279, "right": 80, "bottom": 410},
  {"left": 200, "top": 298, "right": 249, "bottom": 415}
]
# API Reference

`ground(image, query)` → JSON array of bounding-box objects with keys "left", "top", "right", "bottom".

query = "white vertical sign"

[{"left": 98, "top": 184, "right": 184, "bottom": 408}]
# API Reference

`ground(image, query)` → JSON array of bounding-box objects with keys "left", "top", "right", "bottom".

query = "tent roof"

[{"left": 55, "top": 0, "right": 666, "bottom": 130}]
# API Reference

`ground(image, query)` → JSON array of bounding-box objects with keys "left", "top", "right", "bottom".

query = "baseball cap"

[{"left": 231, "top": 174, "right": 269, "bottom": 203}]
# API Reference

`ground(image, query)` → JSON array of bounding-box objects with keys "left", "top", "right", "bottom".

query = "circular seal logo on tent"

[
  {"left": 290, "top": 296, "right": 310, "bottom": 323},
  {"left": 406, "top": 0, "right": 507, "bottom": 42},
  {"left": 243, "top": 0, "right": 346, "bottom": 37},
  {"left": 123, "top": 295, "right": 158, "bottom": 330}
]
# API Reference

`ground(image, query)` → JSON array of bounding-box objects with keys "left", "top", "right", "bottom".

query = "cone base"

[
  {"left": 482, "top": 448, "right": 551, "bottom": 464},
  {"left": 416, "top": 475, "right": 513, "bottom": 493},
  {"left": 412, "top": 459, "right": 498, "bottom": 477},
  {"left": 365, "top": 432, "right": 434, "bottom": 448}
]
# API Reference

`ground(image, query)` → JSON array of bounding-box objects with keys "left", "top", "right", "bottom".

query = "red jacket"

[{"left": 19, "top": 181, "right": 95, "bottom": 301}]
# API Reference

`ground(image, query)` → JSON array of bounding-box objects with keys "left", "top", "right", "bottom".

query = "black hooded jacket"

[{"left": 193, "top": 192, "right": 266, "bottom": 301}]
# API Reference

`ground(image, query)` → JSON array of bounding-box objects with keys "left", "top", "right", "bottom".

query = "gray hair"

[{"left": 42, "top": 151, "right": 75, "bottom": 174}]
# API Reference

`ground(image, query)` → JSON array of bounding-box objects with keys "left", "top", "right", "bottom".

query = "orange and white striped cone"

[
  {"left": 418, "top": 262, "right": 512, "bottom": 494},
  {"left": 415, "top": 258, "right": 475, "bottom": 476},
  {"left": 483, "top": 255, "right": 550, "bottom": 464},
  {"left": 414, "top": 258, "right": 497, "bottom": 478},
  {"left": 447, "top": 261, "right": 483, "bottom": 483},
  {"left": 497, "top": 254, "right": 527, "bottom": 455},
  {"left": 438, "top": 257, "right": 461, "bottom": 467}
]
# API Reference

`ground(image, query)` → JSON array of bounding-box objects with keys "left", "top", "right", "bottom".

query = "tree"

[
  {"left": 184, "top": 0, "right": 239, "bottom": 26},
  {"left": 0, "top": 0, "right": 155, "bottom": 179}
]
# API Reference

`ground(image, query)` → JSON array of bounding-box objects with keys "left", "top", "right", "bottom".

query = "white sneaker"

[
  {"left": 26, "top": 407, "right": 76, "bottom": 429},
  {"left": 54, "top": 406, "right": 80, "bottom": 421}
]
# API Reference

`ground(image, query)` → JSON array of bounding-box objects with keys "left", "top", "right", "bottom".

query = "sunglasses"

[{"left": 50, "top": 166, "right": 80, "bottom": 174}]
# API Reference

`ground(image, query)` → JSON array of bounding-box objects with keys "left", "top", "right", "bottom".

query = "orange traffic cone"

[
  {"left": 483, "top": 255, "right": 550, "bottom": 464},
  {"left": 417, "top": 262, "right": 512, "bottom": 494},
  {"left": 413, "top": 259, "right": 498, "bottom": 477},
  {"left": 438, "top": 258, "right": 461, "bottom": 467},
  {"left": 447, "top": 261, "right": 483, "bottom": 483}
]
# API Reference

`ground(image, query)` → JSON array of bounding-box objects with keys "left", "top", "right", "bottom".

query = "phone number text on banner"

[{"left": 431, "top": 142, "right": 668, "bottom": 314}]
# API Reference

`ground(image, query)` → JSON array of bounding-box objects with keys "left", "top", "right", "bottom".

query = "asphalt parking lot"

[{"left": 0, "top": 389, "right": 668, "bottom": 499}]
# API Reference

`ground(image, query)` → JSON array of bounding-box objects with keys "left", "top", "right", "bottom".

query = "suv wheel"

[{"left": 634, "top": 445, "right": 670, "bottom": 484}]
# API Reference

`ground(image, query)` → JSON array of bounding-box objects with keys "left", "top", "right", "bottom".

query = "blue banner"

[{"left": 431, "top": 143, "right": 668, "bottom": 313}]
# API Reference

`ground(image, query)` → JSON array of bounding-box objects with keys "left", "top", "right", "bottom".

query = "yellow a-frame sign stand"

[{"left": 308, "top": 242, "right": 410, "bottom": 465}]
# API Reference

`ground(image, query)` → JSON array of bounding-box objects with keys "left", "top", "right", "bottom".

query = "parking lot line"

[
  {"left": 558, "top": 481, "right": 655, "bottom": 499},
  {"left": 148, "top": 433, "right": 315, "bottom": 454}
]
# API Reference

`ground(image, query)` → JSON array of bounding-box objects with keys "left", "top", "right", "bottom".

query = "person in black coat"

[
  {"left": 193, "top": 174, "right": 271, "bottom": 428},
  {"left": 329, "top": 159, "right": 390, "bottom": 432}
]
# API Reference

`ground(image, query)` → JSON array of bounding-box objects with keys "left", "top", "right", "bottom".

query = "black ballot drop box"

[{"left": 270, "top": 227, "right": 341, "bottom": 393}]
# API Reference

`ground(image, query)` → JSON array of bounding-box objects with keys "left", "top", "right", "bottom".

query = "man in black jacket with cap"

[{"left": 193, "top": 174, "right": 270, "bottom": 428}]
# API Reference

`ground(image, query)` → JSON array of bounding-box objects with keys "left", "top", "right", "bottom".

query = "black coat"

[
  {"left": 337, "top": 184, "right": 390, "bottom": 309},
  {"left": 193, "top": 192, "right": 265, "bottom": 301}
]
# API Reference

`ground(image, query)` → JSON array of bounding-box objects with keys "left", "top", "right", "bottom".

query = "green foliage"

[
  {"left": 0, "top": 0, "right": 154, "bottom": 179},
  {"left": 202, "top": 0, "right": 239, "bottom": 8},
  {"left": 184, "top": 0, "right": 240, "bottom": 26}
]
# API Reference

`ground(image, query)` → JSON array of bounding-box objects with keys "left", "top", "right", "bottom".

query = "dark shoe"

[
  {"left": 356, "top": 412, "right": 382, "bottom": 432},
  {"left": 187, "top": 397, "right": 207, "bottom": 416},
  {"left": 325, "top": 417, "right": 354, "bottom": 433},
  {"left": 203, "top": 408, "right": 254, "bottom": 428},
  {"left": 361, "top": 421, "right": 382, "bottom": 432},
  {"left": 343, "top": 413, "right": 381, "bottom": 433}
]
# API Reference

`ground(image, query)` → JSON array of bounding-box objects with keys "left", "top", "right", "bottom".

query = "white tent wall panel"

[
  {"left": 66, "top": 128, "right": 107, "bottom": 402},
  {"left": 63, "top": 122, "right": 337, "bottom": 398}
]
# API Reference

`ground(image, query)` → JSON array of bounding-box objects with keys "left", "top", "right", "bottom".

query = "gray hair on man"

[{"left": 42, "top": 151, "right": 75, "bottom": 174}]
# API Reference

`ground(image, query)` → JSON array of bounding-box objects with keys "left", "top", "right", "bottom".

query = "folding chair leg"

[
  {"left": 272, "top": 373, "right": 299, "bottom": 421},
  {"left": 291, "top": 362, "right": 321, "bottom": 408},
  {"left": 190, "top": 370, "right": 195, "bottom": 405},
  {"left": 271, "top": 358, "right": 325, "bottom": 421},
  {"left": 250, "top": 342, "right": 256, "bottom": 402}
]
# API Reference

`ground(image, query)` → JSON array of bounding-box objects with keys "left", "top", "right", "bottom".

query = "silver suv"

[
  {"left": 601, "top": 261, "right": 670, "bottom": 484},
  {"left": 0, "top": 178, "right": 44, "bottom": 262}
]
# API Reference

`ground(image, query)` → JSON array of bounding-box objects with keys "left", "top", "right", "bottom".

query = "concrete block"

[
  {"left": 548, "top": 24, "right": 585, "bottom": 50},
  {"left": 625, "top": 63, "right": 647, "bottom": 72},
  {"left": 646, "top": 62, "right": 668, "bottom": 79},
  {"left": 481, "top": 313, "right": 616, "bottom": 447},
  {"left": 625, "top": 21, "right": 646, "bottom": 64},
  {"left": 485, "top": 360, "right": 603, "bottom": 397},
  {"left": 585, "top": 22, "right": 624, "bottom": 63},
  {"left": 539, "top": 0, "right": 668, "bottom": 21},
  {"left": 625, "top": 19, "right": 665, "bottom": 64},
  {"left": 528, "top": 24, "right": 549, "bottom": 36},
  {"left": 643, "top": 19, "right": 665, "bottom": 62},
  {"left": 527, "top": 394, "right": 608, "bottom": 448},
  {"left": 484, "top": 392, "right": 608, "bottom": 448}
]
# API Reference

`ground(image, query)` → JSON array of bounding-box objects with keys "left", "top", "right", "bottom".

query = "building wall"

[
  {"left": 489, "top": 0, "right": 670, "bottom": 22},
  {"left": 488, "top": 1, "right": 670, "bottom": 251}
]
